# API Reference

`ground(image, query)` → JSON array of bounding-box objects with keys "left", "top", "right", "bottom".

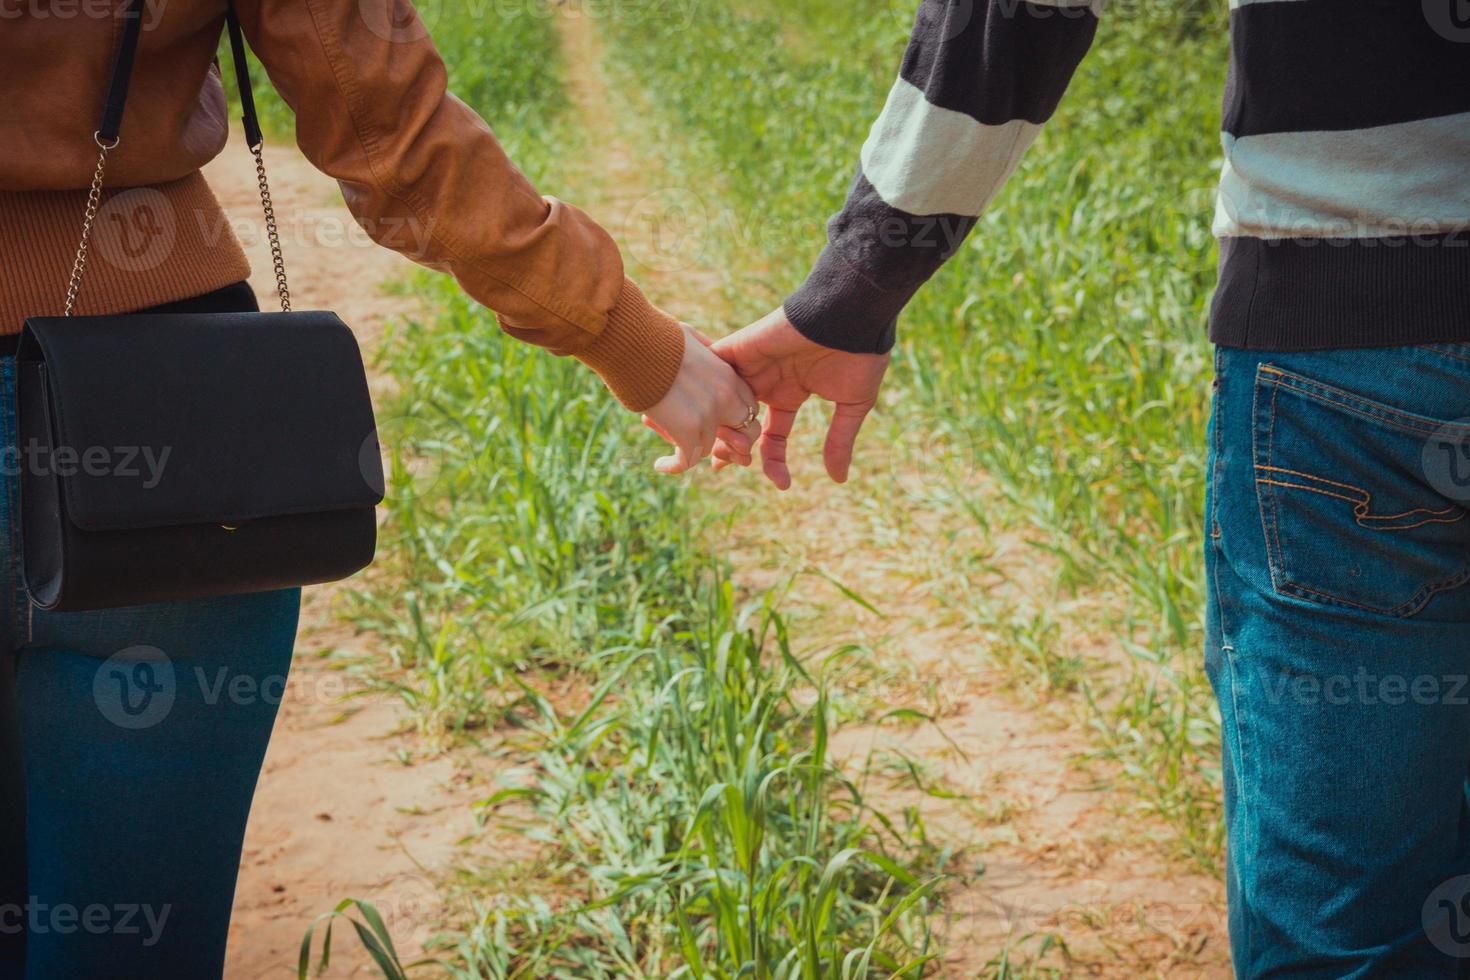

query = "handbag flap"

[{"left": 19, "top": 311, "right": 384, "bottom": 532}]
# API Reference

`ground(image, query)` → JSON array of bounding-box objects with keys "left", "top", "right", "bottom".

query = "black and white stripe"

[
  {"left": 788, "top": 0, "right": 1470, "bottom": 354},
  {"left": 786, "top": 0, "right": 1098, "bottom": 354}
]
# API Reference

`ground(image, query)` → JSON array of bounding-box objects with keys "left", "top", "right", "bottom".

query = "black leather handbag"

[{"left": 15, "top": 1, "right": 383, "bottom": 611}]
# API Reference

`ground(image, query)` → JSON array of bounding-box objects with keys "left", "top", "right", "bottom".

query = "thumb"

[
  {"left": 655, "top": 430, "right": 701, "bottom": 475},
  {"left": 710, "top": 320, "right": 755, "bottom": 360},
  {"left": 822, "top": 402, "right": 873, "bottom": 484},
  {"left": 683, "top": 323, "right": 715, "bottom": 349}
]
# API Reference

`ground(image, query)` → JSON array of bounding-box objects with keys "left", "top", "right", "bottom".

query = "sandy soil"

[{"left": 203, "top": 140, "right": 488, "bottom": 979}]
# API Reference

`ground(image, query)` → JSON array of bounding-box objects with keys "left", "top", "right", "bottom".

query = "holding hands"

[
  {"left": 641, "top": 323, "right": 763, "bottom": 476},
  {"left": 642, "top": 307, "right": 891, "bottom": 488}
]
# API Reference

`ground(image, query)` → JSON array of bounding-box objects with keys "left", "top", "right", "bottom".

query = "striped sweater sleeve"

[{"left": 785, "top": 0, "right": 1101, "bottom": 354}]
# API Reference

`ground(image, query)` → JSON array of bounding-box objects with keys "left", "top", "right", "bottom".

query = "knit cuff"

[
  {"left": 783, "top": 244, "right": 908, "bottom": 355},
  {"left": 574, "top": 278, "right": 686, "bottom": 412}
]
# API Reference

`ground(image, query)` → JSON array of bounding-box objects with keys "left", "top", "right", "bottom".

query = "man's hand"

[{"left": 710, "top": 306, "right": 890, "bottom": 489}]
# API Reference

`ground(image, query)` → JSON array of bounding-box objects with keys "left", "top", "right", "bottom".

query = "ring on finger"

[{"left": 734, "top": 404, "right": 759, "bottom": 431}]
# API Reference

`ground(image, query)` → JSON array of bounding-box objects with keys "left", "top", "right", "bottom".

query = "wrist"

[
  {"left": 574, "top": 278, "right": 686, "bottom": 412},
  {"left": 784, "top": 245, "right": 906, "bottom": 355}
]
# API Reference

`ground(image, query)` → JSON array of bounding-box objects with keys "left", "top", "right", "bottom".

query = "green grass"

[
  {"left": 339, "top": 281, "right": 945, "bottom": 978},
  {"left": 227, "top": 0, "right": 568, "bottom": 157},
  {"left": 305, "top": 1, "right": 948, "bottom": 974},
  {"left": 302, "top": 0, "right": 1232, "bottom": 971},
  {"left": 603, "top": 0, "right": 1230, "bottom": 862}
]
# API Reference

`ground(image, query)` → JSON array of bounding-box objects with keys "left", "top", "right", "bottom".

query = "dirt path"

[
  {"left": 203, "top": 142, "right": 488, "bottom": 979},
  {"left": 557, "top": 6, "right": 1231, "bottom": 976}
]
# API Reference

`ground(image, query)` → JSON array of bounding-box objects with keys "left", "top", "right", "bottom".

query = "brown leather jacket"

[{"left": 0, "top": 0, "right": 683, "bottom": 410}]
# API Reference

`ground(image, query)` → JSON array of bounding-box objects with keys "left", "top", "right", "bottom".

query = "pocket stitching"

[
  {"left": 1255, "top": 465, "right": 1465, "bottom": 531},
  {"left": 1261, "top": 364, "right": 1470, "bottom": 439},
  {"left": 1253, "top": 366, "right": 1470, "bottom": 618},
  {"left": 1275, "top": 574, "right": 1470, "bottom": 618},
  {"left": 1419, "top": 343, "right": 1470, "bottom": 367},
  {"left": 1255, "top": 369, "right": 1287, "bottom": 596}
]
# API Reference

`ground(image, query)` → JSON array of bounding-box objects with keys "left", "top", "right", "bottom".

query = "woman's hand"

[{"left": 641, "top": 325, "right": 762, "bottom": 475}]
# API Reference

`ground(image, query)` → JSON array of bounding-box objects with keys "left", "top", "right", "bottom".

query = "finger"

[
  {"left": 699, "top": 414, "right": 722, "bottom": 460},
  {"left": 715, "top": 424, "right": 755, "bottom": 456},
  {"left": 655, "top": 427, "right": 702, "bottom": 476},
  {"left": 655, "top": 442, "right": 698, "bottom": 475},
  {"left": 642, "top": 414, "right": 674, "bottom": 444},
  {"left": 683, "top": 324, "right": 716, "bottom": 349},
  {"left": 823, "top": 402, "right": 872, "bottom": 484},
  {"left": 760, "top": 405, "right": 799, "bottom": 491},
  {"left": 713, "top": 452, "right": 753, "bottom": 471},
  {"left": 713, "top": 439, "right": 753, "bottom": 468},
  {"left": 732, "top": 374, "right": 758, "bottom": 410},
  {"left": 718, "top": 372, "right": 759, "bottom": 437}
]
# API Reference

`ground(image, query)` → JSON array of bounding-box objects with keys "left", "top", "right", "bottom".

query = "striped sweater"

[{"left": 785, "top": 0, "right": 1470, "bottom": 353}]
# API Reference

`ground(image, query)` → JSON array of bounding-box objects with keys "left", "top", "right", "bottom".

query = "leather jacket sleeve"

[{"left": 229, "top": 0, "right": 684, "bottom": 410}]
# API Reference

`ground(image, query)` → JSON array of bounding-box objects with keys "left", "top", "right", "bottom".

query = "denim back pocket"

[{"left": 1253, "top": 363, "right": 1470, "bottom": 618}]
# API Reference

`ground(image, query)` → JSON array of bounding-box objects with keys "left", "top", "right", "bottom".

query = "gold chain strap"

[
  {"left": 62, "top": 133, "right": 119, "bottom": 318},
  {"left": 250, "top": 140, "right": 291, "bottom": 313},
  {"left": 62, "top": 134, "right": 292, "bottom": 317}
]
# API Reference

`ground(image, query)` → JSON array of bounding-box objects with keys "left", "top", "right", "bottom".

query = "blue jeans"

[
  {"left": 1209, "top": 343, "right": 1470, "bottom": 977},
  {"left": 0, "top": 286, "right": 301, "bottom": 978}
]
